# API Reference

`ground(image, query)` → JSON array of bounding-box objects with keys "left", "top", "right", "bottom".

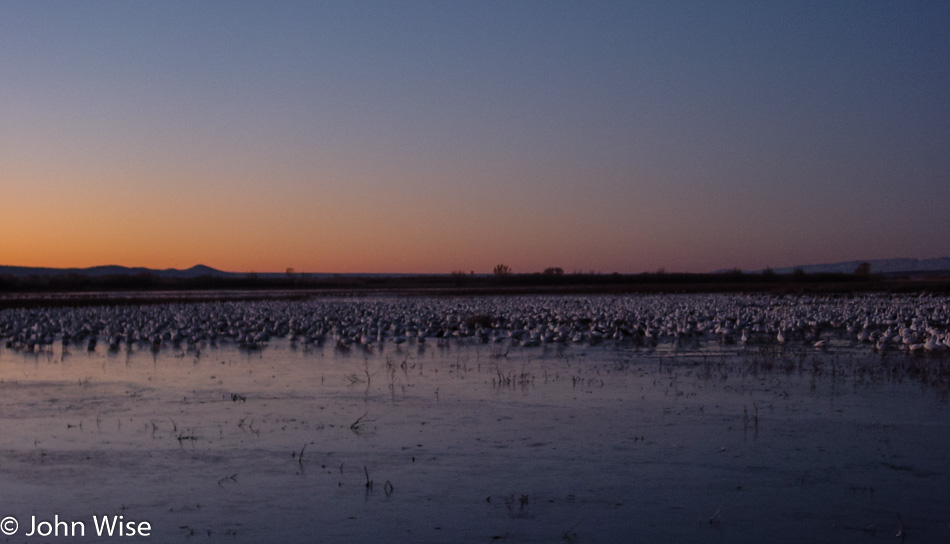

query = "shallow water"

[{"left": 1, "top": 305, "right": 949, "bottom": 542}]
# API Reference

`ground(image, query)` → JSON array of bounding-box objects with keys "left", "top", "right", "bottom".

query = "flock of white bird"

[{"left": 1, "top": 293, "right": 949, "bottom": 355}]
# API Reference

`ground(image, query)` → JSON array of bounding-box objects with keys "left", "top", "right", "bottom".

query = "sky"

[{"left": 2, "top": 1, "right": 948, "bottom": 274}]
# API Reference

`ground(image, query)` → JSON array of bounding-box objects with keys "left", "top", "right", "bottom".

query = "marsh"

[{"left": 0, "top": 294, "right": 948, "bottom": 542}]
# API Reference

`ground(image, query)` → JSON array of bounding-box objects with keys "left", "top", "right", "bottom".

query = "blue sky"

[{"left": 2, "top": 1, "right": 948, "bottom": 273}]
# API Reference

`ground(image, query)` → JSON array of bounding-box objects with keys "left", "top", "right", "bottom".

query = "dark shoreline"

[{"left": 2, "top": 274, "right": 949, "bottom": 309}]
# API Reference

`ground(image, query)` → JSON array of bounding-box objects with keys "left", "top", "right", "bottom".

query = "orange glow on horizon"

[{"left": 0, "top": 161, "right": 929, "bottom": 276}]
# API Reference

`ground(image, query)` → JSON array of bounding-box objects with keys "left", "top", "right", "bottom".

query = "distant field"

[{"left": 2, "top": 272, "right": 949, "bottom": 309}]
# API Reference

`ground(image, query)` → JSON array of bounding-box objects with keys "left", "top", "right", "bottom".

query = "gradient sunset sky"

[{"left": 2, "top": 1, "right": 948, "bottom": 274}]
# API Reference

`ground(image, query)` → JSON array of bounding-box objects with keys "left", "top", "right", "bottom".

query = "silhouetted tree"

[
  {"left": 543, "top": 267, "right": 564, "bottom": 276},
  {"left": 493, "top": 264, "right": 511, "bottom": 276},
  {"left": 854, "top": 262, "right": 871, "bottom": 276}
]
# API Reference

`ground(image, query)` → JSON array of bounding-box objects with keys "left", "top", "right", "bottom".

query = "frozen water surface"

[{"left": 0, "top": 294, "right": 948, "bottom": 542}]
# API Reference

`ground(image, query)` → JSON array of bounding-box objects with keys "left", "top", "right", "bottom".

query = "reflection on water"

[{"left": 1, "top": 317, "right": 949, "bottom": 542}]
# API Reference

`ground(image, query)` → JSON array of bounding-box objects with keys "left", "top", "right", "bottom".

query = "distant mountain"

[
  {"left": 0, "top": 264, "right": 234, "bottom": 278},
  {"left": 766, "top": 257, "right": 950, "bottom": 276},
  {"left": 5, "top": 259, "right": 949, "bottom": 280},
  {"left": 0, "top": 264, "right": 405, "bottom": 280}
]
